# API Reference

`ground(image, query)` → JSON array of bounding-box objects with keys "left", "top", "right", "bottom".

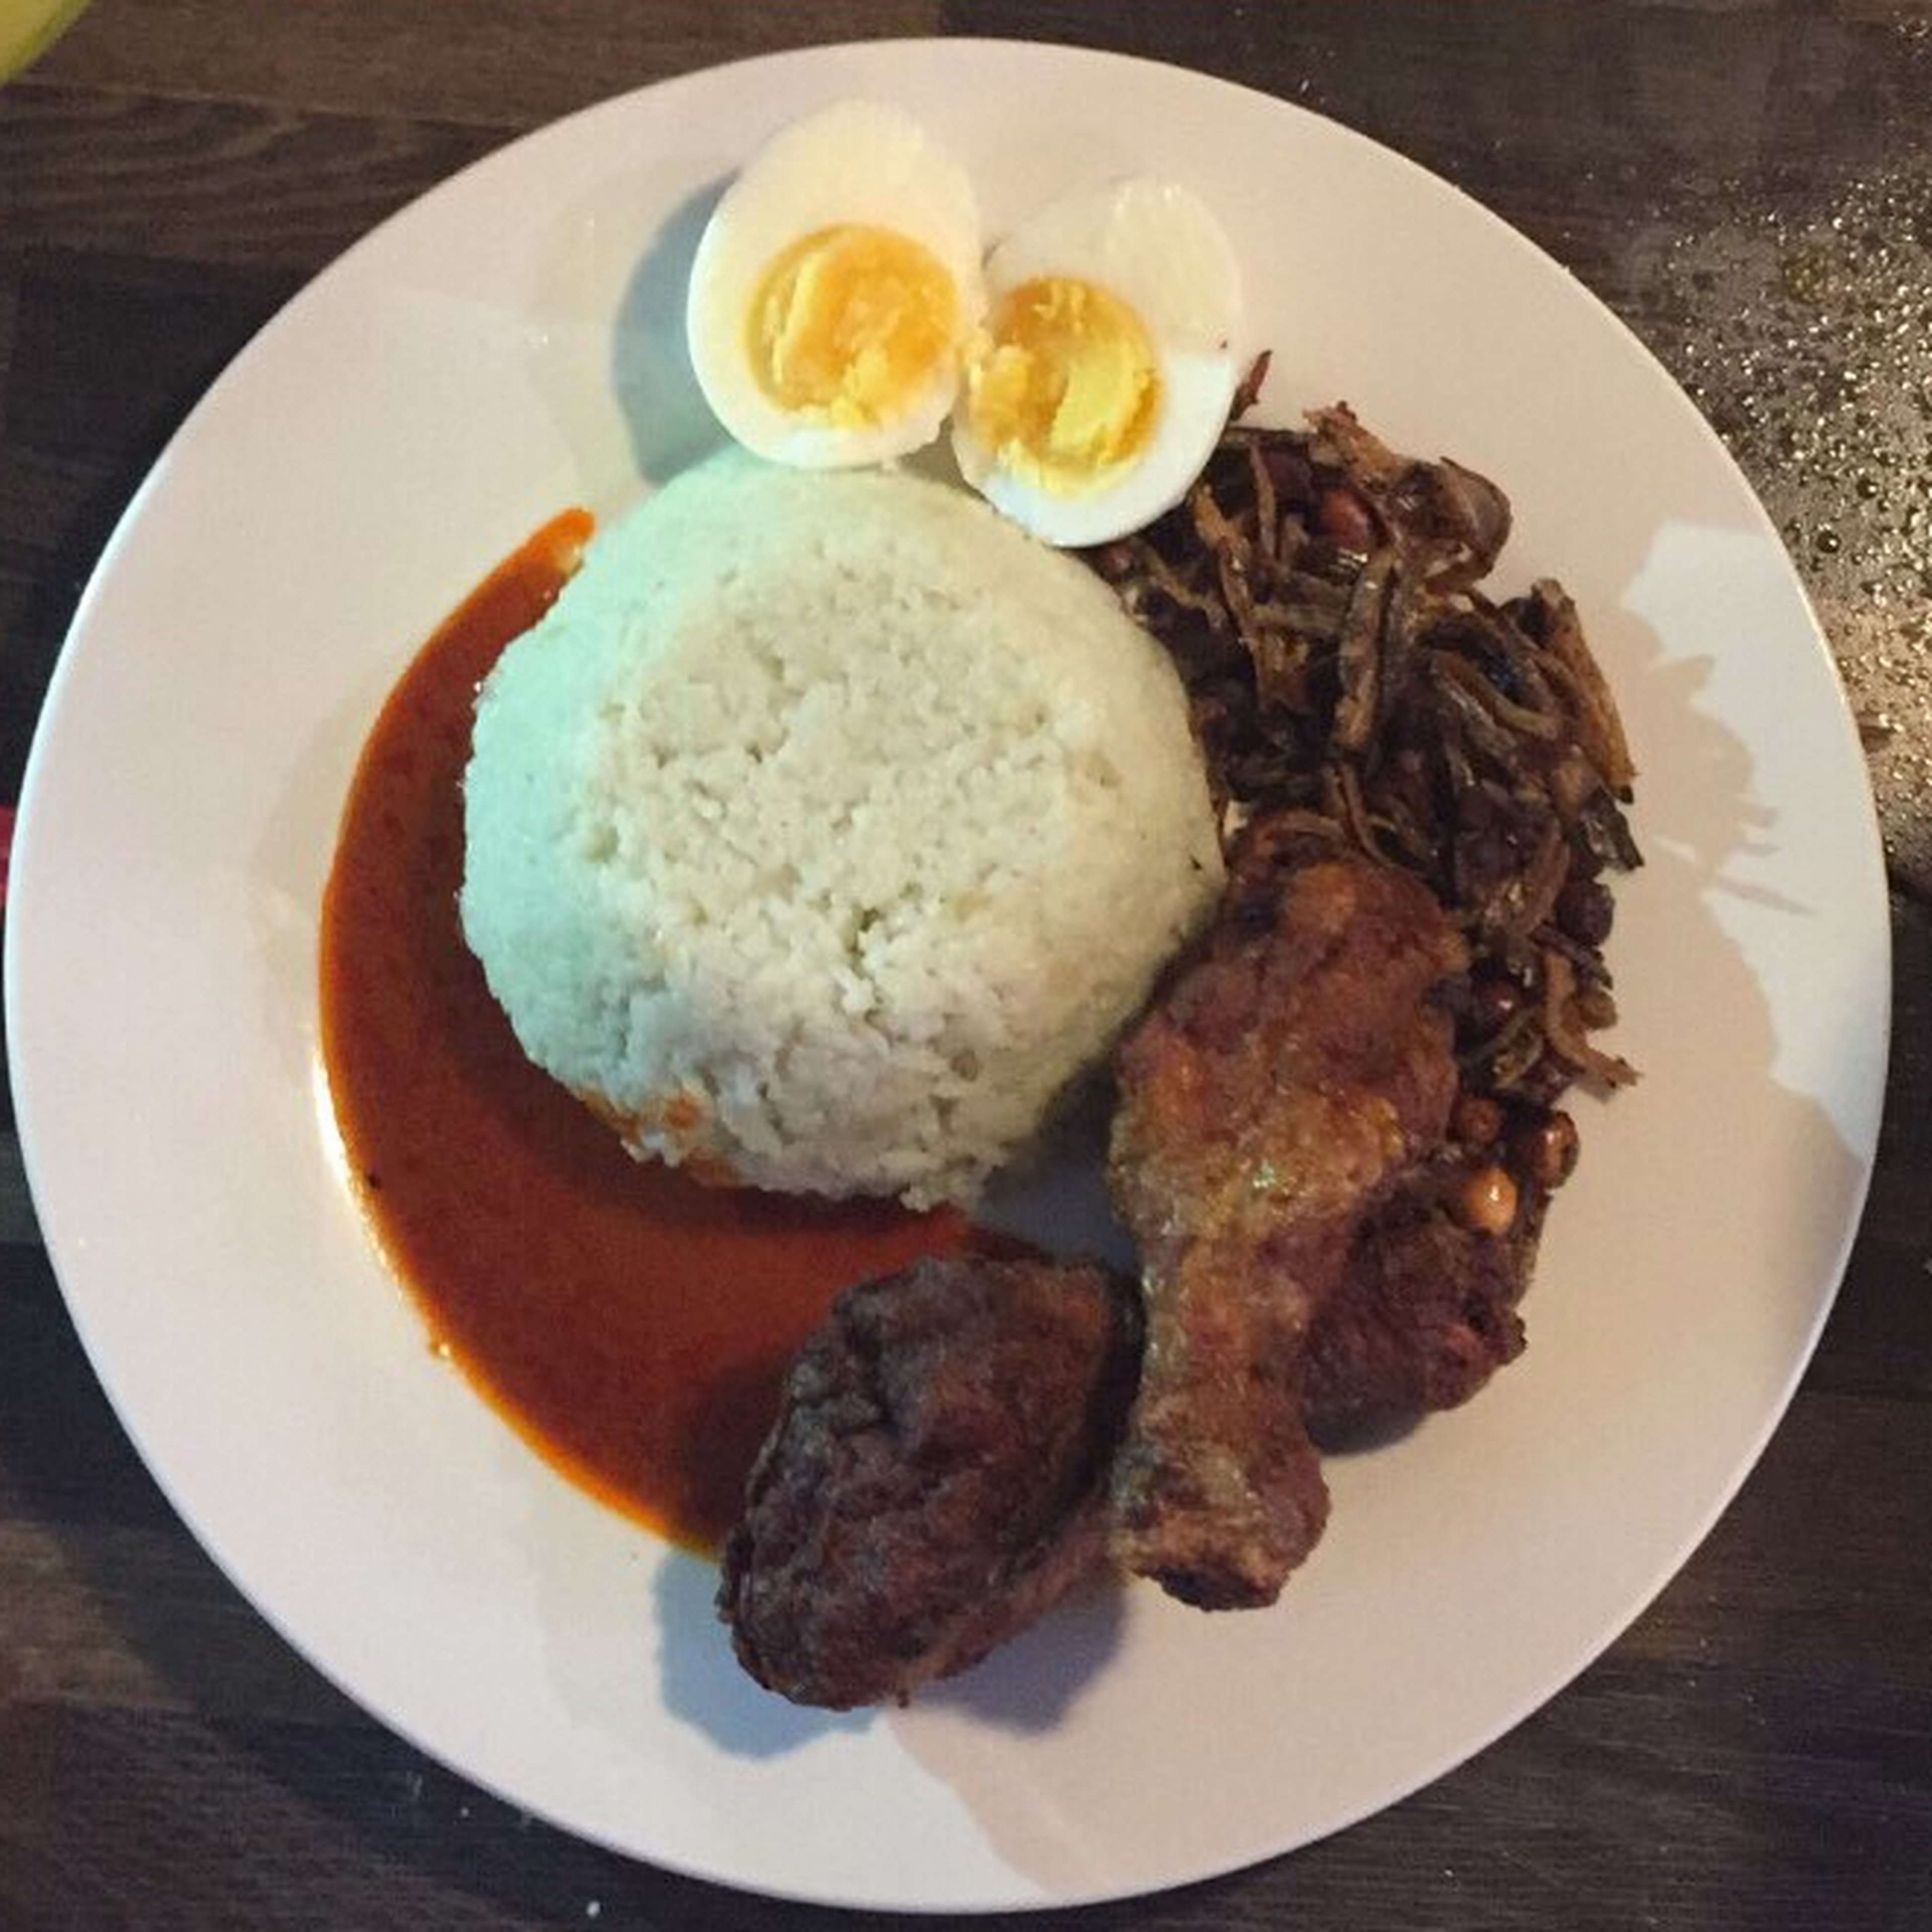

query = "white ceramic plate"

[{"left": 6, "top": 39, "right": 1889, "bottom": 1912}]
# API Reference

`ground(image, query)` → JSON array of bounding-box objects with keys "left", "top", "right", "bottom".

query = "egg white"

[
  {"left": 951, "top": 178, "right": 1244, "bottom": 547},
  {"left": 686, "top": 101, "right": 985, "bottom": 469}
]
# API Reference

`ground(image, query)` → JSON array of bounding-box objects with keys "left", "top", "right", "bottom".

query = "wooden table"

[{"left": 3, "top": 4, "right": 1928, "bottom": 1926}]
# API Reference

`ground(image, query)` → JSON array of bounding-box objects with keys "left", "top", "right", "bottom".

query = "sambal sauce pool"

[{"left": 318, "top": 509, "right": 983, "bottom": 1552}]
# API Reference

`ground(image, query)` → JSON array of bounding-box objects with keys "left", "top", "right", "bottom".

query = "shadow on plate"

[
  {"left": 912, "top": 1577, "right": 1130, "bottom": 1735},
  {"left": 650, "top": 1539, "right": 1129, "bottom": 1751},
  {"left": 521, "top": 173, "right": 727, "bottom": 510},
  {"left": 611, "top": 180, "right": 731, "bottom": 489},
  {"left": 652, "top": 1547, "right": 872, "bottom": 1756}
]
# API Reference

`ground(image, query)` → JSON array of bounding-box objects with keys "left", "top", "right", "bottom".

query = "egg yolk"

[
  {"left": 748, "top": 224, "right": 960, "bottom": 429},
  {"left": 963, "top": 277, "right": 1161, "bottom": 496}
]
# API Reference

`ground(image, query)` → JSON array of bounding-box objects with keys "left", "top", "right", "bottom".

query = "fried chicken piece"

[
  {"left": 1107, "top": 845, "right": 1466, "bottom": 1608},
  {"left": 1303, "top": 1169, "right": 1529, "bottom": 1441},
  {"left": 718, "top": 1254, "right": 1141, "bottom": 1709}
]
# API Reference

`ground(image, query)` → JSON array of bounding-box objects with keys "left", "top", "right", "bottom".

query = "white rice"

[{"left": 460, "top": 449, "right": 1223, "bottom": 1205}]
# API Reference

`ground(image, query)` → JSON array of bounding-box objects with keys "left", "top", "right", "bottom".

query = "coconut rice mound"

[{"left": 460, "top": 450, "right": 1224, "bottom": 1206}]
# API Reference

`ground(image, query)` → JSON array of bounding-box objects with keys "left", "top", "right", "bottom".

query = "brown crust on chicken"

[
  {"left": 1304, "top": 1167, "right": 1530, "bottom": 1440},
  {"left": 718, "top": 1255, "right": 1141, "bottom": 1709}
]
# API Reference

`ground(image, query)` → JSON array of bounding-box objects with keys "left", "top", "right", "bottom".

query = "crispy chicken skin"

[
  {"left": 1304, "top": 1171, "right": 1530, "bottom": 1441},
  {"left": 1107, "top": 845, "right": 1467, "bottom": 1608},
  {"left": 718, "top": 1255, "right": 1141, "bottom": 1709}
]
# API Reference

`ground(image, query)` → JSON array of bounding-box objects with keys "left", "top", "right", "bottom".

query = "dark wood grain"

[
  {"left": 4, "top": 3, "right": 1930, "bottom": 1927},
  {"left": 29, "top": 0, "right": 943, "bottom": 125}
]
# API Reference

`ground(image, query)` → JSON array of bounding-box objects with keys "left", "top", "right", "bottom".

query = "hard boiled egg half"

[
  {"left": 686, "top": 100, "right": 985, "bottom": 468},
  {"left": 951, "top": 178, "right": 1244, "bottom": 547}
]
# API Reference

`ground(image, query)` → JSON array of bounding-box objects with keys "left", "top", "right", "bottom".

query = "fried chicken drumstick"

[{"left": 1107, "top": 839, "right": 1466, "bottom": 1608}]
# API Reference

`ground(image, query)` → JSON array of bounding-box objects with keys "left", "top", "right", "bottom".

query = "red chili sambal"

[{"left": 318, "top": 511, "right": 980, "bottom": 1552}]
